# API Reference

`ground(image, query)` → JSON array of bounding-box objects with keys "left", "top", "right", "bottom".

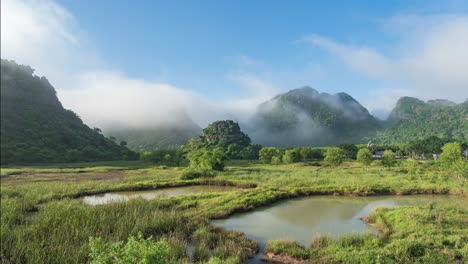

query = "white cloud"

[
  {"left": 0, "top": 0, "right": 253, "bottom": 130},
  {"left": 305, "top": 15, "right": 468, "bottom": 116}
]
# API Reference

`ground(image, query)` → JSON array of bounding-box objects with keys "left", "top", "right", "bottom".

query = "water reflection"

[
  {"left": 82, "top": 185, "right": 238, "bottom": 205},
  {"left": 213, "top": 195, "right": 455, "bottom": 248}
]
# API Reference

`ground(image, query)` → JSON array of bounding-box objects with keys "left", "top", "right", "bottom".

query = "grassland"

[{"left": 1, "top": 160, "right": 466, "bottom": 263}]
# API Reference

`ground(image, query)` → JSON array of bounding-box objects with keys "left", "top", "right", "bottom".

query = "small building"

[{"left": 372, "top": 150, "right": 385, "bottom": 159}]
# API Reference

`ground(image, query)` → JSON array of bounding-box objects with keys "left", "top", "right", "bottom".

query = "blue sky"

[
  {"left": 2, "top": 0, "right": 468, "bottom": 127},
  {"left": 56, "top": 0, "right": 467, "bottom": 99}
]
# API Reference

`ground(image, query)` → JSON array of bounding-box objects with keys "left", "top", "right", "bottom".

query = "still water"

[
  {"left": 82, "top": 185, "right": 238, "bottom": 205},
  {"left": 212, "top": 195, "right": 455, "bottom": 262}
]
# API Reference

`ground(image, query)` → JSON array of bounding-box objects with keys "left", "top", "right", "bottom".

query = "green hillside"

[
  {"left": 108, "top": 124, "right": 201, "bottom": 152},
  {"left": 250, "top": 87, "right": 381, "bottom": 146},
  {"left": 0, "top": 60, "right": 137, "bottom": 164},
  {"left": 377, "top": 97, "right": 468, "bottom": 143}
]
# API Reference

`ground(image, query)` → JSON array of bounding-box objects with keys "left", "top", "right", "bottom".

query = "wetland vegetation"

[{"left": 1, "top": 157, "right": 466, "bottom": 264}]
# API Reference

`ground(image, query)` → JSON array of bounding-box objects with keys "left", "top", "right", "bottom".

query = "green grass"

[{"left": 1, "top": 160, "right": 466, "bottom": 263}]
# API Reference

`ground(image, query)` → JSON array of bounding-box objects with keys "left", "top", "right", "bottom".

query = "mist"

[{"left": 2, "top": 0, "right": 467, "bottom": 143}]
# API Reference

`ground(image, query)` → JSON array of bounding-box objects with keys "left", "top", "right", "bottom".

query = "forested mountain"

[
  {"left": 108, "top": 120, "right": 201, "bottom": 152},
  {"left": 377, "top": 97, "right": 468, "bottom": 143},
  {"left": 0, "top": 59, "right": 137, "bottom": 164},
  {"left": 248, "top": 87, "right": 381, "bottom": 146}
]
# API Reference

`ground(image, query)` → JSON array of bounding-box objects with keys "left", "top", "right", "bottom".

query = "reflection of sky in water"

[
  {"left": 213, "top": 195, "right": 455, "bottom": 248},
  {"left": 82, "top": 186, "right": 237, "bottom": 205}
]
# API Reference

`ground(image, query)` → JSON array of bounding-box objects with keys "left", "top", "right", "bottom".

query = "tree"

[
  {"left": 404, "top": 157, "right": 420, "bottom": 175},
  {"left": 271, "top": 156, "right": 282, "bottom": 165},
  {"left": 283, "top": 149, "right": 300, "bottom": 164},
  {"left": 439, "top": 142, "right": 463, "bottom": 167},
  {"left": 199, "top": 120, "right": 251, "bottom": 148},
  {"left": 356, "top": 148, "right": 372, "bottom": 166},
  {"left": 187, "top": 147, "right": 226, "bottom": 171},
  {"left": 381, "top": 150, "right": 397, "bottom": 167},
  {"left": 324, "top": 147, "right": 345, "bottom": 166},
  {"left": 337, "top": 144, "right": 358, "bottom": 159},
  {"left": 259, "top": 147, "right": 282, "bottom": 164},
  {"left": 298, "top": 147, "right": 312, "bottom": 161}
]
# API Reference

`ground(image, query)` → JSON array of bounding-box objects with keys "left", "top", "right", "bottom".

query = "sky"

[{"left": 2, "top": 0, "right": 468, "bottom": 129}]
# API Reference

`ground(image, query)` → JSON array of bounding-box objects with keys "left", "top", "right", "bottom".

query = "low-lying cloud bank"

[{"left": 304, "top": 15, "right": 468, "bottom": 117}]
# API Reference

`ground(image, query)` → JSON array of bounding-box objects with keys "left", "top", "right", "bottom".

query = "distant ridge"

[{"left": 248, "top": 86, "right": 381, "bottom": 147}]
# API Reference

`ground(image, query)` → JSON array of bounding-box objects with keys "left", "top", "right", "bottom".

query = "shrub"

[
  {"left": 180, "top": 169, "right": 216, "bottom": 180},
  {"left": 324, "top": 147, "right": 345, "bottom": 166},
  {"left": 404, "top": 158, "right": 420, "bottom": 175},
  {"left": 259, "top": 147, "right": 282, "bottom": 164},
  {"left": 283, "top": 149, "right": 300, "bottom": 164},
  {"left": 271, "top": 156, "right": 282, "bottom": 165},
  {"left": 187, "top": 148, "right": 226, "bottom": 171},
  {"left": 356, "top": 148, "right": 373, "bottom": 166},
  {"left": 89, "top": 233, "right": 173, "bottom": 264},
  {"left": 439, "top": 142, "right": 462, "bottom": 168},
  {"left": 381, "top": 150, "right": 397, "bottom": 167}
]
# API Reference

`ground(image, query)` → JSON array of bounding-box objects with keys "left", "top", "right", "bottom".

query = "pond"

[
  {"left": 212, "top": 195, "right": 455, "bottom": 263},
  {"left": 82, "top": 185, "right": 239, "bottom": 205}
]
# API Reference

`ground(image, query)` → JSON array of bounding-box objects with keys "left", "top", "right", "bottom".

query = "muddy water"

[
  {"left": 212, "top": 195, "right": 455, "bottom": 263},
  {"left": 82, "top": 185, "right": 238, "bottom": 205}
]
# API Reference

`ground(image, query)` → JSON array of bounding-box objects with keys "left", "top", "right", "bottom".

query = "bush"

[
  {"left": 180, "top": 169, "right": 216, "bottom": 180},
  {"left": 439, "top": 142, "right": 463, "bottom": 168},
  {"left": 356, "top": 148, "right": 373, "bottom": 166},
  {"left": 283, "top": 149, "right": 300, "bottom": 164},
  {"left": 324, "top": 147, "right": 345, "bottom": 166},
  {"left": 187, "top": 148, "right": 226, "bottom": 171},
  {"left": 89, "top": 233, "right": 173, "bottom": 264},
  {"left": 381, "top": 150, "right": 397, "bottom": 167},
  {"left": 337, "top": 144, "right": 358, "bottom": 159},
  {"left": 404, "top": 158, "right": 420, "bottom": 175},
  {"left": 271, "top": 156, "right": 282, "bottom": 165},
  {"left": 259, "top": 147, "right": 283, "bottom": 164}
]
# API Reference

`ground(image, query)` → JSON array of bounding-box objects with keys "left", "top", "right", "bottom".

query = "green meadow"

[{"left": 1, "top": 160, "right": 466, "bottom": 264}]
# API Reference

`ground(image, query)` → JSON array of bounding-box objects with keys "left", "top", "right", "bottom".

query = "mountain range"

[{"left": 1, "top": 59, "right": 466, "bottom": 161}]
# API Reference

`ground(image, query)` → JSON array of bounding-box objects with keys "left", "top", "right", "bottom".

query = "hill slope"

[
  {"left": 0, "top": 60, "right": 137, "bottom": 164},
  {"left": 377, "top": 97, "right": 468, "bottom": 143},
  {"left": 108, "top": 120, "right": 201, "bottom": 152},
  {"left": 249, "top": 87, "right": 381, "bottom": 146}
]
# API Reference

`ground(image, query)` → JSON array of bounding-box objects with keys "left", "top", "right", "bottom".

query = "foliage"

[
  {"left": 180, "top": 169, "right": 216, "bottom": 180},
  {"left": 408, "top": 136, "right": 450, "bottom": 156},
  {"left": 0, "top": 60, "right": 138, "bottom": 164},
  {"left": 439, "top": 142, "right": 463, "bottom": 168},
  {"left": 259, "top": 147, "right": 283, "bottom": 164},
  {"left": 296, "top": 147, "right": 324, "bottom": 161},
  {"left": 381, "top": 150, "right": 397, "bottom": 167},
  {"left": 199, "top": 120, "right": 251, "bottom": 149},
  {"left": 140, "top": 149, "right": 185, "bottom": 166},
  {"left": 282, "top": 149, "right": 300, "bottom": 164},
  {"left": 89, "top": 233, "right": 173, "bottom": 264},
  {"left": 324, "top": 147, "right": 345, "bottom": 166},
  {"left": 378, "top": 97, "right": 468, "bottom": 143},
  {"left": 337, "top": 144, "right": 358, "bottom": 159},
  {"left": 187, "top": 148, "right": 226, "bottom": 171},
  {"left": 356, "top": 148, "right": 372, "bottom": 166},
  {"left": 184, "top": 120, "right": 259, "bottom": 161},
  {"left": 449, "top": 159, "right": 468, "bottom": 179},
  {"left": 108, "top": 124, "right": 201, "bottom": 152},
  {"left": 404, "top": 158, "right": 421, "bottom": 175}
]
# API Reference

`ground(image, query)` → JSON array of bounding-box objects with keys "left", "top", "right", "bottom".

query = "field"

[{"left": 1, "top": 160, "right": 467, "bottom": 264}]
